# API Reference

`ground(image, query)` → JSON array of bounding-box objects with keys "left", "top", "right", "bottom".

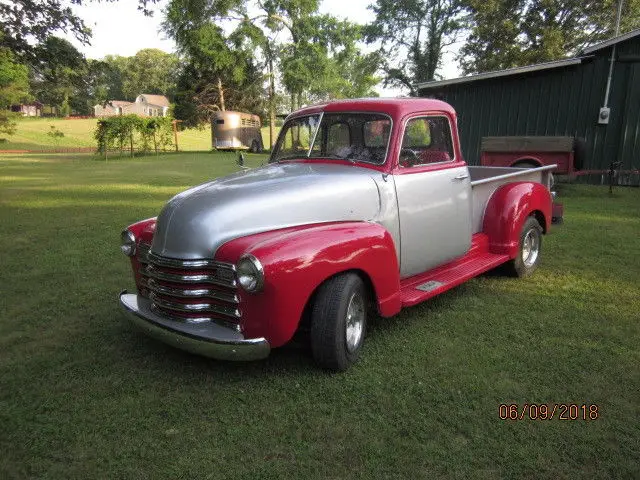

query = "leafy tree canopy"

[
  {"left": 164, "top": 0, "right": 378, "bottom": 128},
  {"left": 365, "top": 0, "right": 466, "bottom": 95},
  {"left": 0, "top": 47, "right": 30, "bottom": 107},
  {"left": 460, "top": 0, "right": 640, "bottom": 75},
  {"left": 0, "top": 0, "right": 160, "bottom": 61},
  {"left": 106, "top": 49, "right": 180, "bottom": 101}
]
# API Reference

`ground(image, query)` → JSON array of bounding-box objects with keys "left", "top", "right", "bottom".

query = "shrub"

[
  {"left": 0, "top": 110, "right": 18, "bottom": 140},
  {"left": 47, "top": 125, "right": 65, "bottom": 141}
]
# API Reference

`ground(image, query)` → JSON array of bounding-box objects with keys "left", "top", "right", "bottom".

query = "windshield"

[{"left": 271, "top": 112, "right": 392, "bottom": 165}]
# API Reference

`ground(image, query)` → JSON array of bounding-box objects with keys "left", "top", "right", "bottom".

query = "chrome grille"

[{"left": 136, "top": 244, "right": 241, "bottom": 330}]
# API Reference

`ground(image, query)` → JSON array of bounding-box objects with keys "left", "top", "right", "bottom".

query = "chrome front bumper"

[{"left": 119, "top": 291, "right": 270, "bottom": 361}]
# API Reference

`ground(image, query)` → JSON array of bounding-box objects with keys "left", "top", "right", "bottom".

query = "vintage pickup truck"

[{"left": 119, "top": 98, "right": 555, "bottom": 371}]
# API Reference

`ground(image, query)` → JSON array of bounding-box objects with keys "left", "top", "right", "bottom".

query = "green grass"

[
  {"left": 0, "top": 153, "right": 638, "bottom": 479},
  {"left": 1, "top": 117, "right": 280, "bottom": 152}
]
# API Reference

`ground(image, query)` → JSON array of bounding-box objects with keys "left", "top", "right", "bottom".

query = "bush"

[
  {"left": 47, "top": 125, "right": 65, "bottom": 141},
  {"left": 94, "top": 115, "right": 174, "bottom": 159}
]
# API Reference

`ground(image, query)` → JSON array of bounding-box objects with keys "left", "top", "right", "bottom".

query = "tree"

[
  {"left": 101, "top": 55, "right": 130, "bottom": 100},
  {"left": 458, "top": 0, "right": 527, "bottom": 74},
  {"left": 120, "top": 49, "right": 179, "bottom": 100},
  {"left": 280, "top": 14, "right": 380, "bottom": 107},
  {"left": 30, "top": 37, "right": 87, "bottom": 116},
  {"left": 164, "top": 0, "right": 377, "bottom": 146},
  {"left": 0, "top": 48, "right": 30, "bottom": 108},
  {"left": 365, "top": 0, "right": 466, "bottom": 95},
  {"left": 0, "top": 47, "right": 31, "bottom": 137},
  {"left": 0, "top": 1, "right": 160, "bottom": 61},
  {"left": 163, "top": 13, "right": 255, "bottom": 113},
  {"left": 71, "top": 59, "right": 115, "bottom": 115},
  {"left": 460, "top": 0, "right": 640, "bottom": 75},
  {"left": 172, "top": 55, "right": 265, "bottom": 127}
]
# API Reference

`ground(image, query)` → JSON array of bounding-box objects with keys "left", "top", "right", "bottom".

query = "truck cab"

[{"left": 119, "top": 98, "right": 555, "bottom": 371}]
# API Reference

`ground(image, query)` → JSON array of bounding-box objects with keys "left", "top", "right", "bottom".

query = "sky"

[{"left": 62, "top": 0, "right": 462, "bottom": 95}]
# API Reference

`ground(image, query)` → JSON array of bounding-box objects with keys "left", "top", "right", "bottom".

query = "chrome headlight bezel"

[
  {"left": 236, "top": 254, "right": 264, "bottom": 293},
  {"left": 120, "top": 229, "right": 137, "bottom": 257}
]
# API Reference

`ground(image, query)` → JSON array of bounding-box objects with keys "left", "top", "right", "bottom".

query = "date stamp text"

[{"left": 498, "top": 403, "right": 599, "bottom": 421}]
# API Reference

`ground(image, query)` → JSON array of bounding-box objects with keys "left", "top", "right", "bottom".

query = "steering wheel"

[{"left": 399, "top": 148, "right": 420, "bottom": 167}]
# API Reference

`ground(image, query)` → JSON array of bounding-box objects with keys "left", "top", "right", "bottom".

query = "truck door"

[{"left": 392, "top": 115, "right": 472, "bottom": 278}]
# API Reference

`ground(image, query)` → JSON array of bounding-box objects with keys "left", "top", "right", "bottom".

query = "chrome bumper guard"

[{"left": 119, "top": 291, "right": 270, "bottom": 361}]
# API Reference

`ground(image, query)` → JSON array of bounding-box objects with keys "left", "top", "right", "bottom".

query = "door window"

[{"left": 399, "top": 116, "right": 455, "bottom": 167}]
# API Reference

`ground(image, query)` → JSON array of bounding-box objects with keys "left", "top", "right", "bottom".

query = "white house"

[
  {"left": 93, "top": 94, "right": 170, "bottom": 117},
  {"left": 125, "top": 94, "right": 170, "bottom": 117},
  {"left": 94, "top": 100, "right": 133, "bottom": 117}
]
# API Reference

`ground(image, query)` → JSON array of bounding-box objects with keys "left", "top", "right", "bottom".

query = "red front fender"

[
  {"left": 482, "top": 182, "right": 552, "bottom": 257},
  {"left": 216, "top": 222, "right": 401, "bottom": 347}
]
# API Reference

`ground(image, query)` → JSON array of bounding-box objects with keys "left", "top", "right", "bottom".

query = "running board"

[{"left": 400, "top": 235, "right": 510, "bottom": 307}]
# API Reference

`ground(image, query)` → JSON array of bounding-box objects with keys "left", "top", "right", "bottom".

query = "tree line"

[{"left": 1, "top": 0, "right": 639, "bottom": 139}]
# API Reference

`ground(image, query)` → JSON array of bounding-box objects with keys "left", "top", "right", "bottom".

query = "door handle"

[{"left": 452, "top": 174, "right": 469, "bottom": 181}]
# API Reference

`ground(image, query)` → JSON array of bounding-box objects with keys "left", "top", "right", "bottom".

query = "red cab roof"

[{"left": 290, "top": 97, "right": 456, "bottom": 119}]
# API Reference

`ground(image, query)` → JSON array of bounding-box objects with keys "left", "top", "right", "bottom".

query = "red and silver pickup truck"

[{"left": 119, "top": 98, "right": 556, "bottom": 371}]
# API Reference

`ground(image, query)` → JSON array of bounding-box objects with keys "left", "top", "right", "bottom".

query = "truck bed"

[{"left": 469, "top": 165, "right": 555, "bottom": 234}]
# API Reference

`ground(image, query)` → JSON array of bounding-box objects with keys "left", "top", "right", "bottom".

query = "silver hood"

[{"left": 151, "top": 162, "right": 382, "bottom": 259}]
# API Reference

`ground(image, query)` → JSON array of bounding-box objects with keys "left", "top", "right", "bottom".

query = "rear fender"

[
  {"left": 216, "top": 222, "right": 401, "bottom": 347},
  {"left": 482, "top": 182, "right": 552, "bottom": 257}
]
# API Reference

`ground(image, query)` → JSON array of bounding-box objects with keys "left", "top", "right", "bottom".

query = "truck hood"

[{"left": 151, "top": 162, "right": 382, "bottom": 259}]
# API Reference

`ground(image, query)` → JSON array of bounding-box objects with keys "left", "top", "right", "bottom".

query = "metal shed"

[{"left": 417, "top": 29, "right": 640, "bottom": 183}]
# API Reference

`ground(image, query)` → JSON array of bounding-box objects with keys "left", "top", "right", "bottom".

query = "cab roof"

[{"left": 290, "top": 97, "right": 456, "bottom": 120}]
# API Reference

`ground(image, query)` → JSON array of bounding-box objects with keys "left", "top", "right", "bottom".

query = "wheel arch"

[
  {"left": 531, "top": 209, "right": 547, "bottom": 234},
  {"left": 511, "top": 157, "right": 543, "bottom": 168},
  {"left": 482, "top": 182, "right": 552, "bottom": 258},
  {"left": 215, "top": 221, "right": 402, "bottom": 347},
  {"left": 303, "top": 267, "right": 379, "bottom": 316}
]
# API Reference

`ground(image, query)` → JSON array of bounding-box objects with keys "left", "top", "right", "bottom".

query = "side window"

[{"left": 399, "top": 116, "right": 454, "bottom": 167}]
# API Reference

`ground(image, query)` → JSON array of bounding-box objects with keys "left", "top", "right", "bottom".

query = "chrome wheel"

[
  {"left": 345, "top": 292, "right": 365, "bottom": 353},
  {"left": 522, "top": 228, "right": 540, "bottom": 268}
]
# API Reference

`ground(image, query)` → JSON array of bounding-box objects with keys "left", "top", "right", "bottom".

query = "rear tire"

[
  {"left": 512, "top": 160, "right": 539, "bottom": 169},
  {"left": 505, "top": 216, "right": 543, "bottom": 278},
  {"left": 310, "top": 273, "right": 367, "bottom": 372}
]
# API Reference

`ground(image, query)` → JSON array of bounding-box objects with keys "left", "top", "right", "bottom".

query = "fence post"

[{"left": 172, "top": 120, "right": 179, "bottom": 152}]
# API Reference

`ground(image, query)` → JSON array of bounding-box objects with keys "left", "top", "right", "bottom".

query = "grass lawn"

[
  {"left": 1, "top": 152, "right": 639, "bottom": 479},
  {"left": 1, "top": 117, "right": 280, "bottom": 152}
]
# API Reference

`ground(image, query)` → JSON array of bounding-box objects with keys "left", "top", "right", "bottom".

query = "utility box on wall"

[{"left": 598, "top": 107, "right": 611, "bottom": 124}]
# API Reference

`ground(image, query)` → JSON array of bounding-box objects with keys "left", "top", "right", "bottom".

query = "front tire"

[
  {"left": 310, "top": 273, "right": 367, "bottom": 372},
  {"left": 506, "top": 216, "right": 543, "bottom": 277}
]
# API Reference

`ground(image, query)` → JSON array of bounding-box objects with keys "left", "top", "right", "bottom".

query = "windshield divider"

[{"left": 306, "top": 112, "right": 324, "bottom": 158}]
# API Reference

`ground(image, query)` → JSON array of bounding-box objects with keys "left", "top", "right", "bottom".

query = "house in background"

[
  {"left": 125, "top": 94, "right": 170, "bottom": 117},
  {"left": 11, "top": 102, "right": 43, "bottom": 117},
  {"left": 94, "top": 100, "right": 133, "bottom": 117},
  {"left": 93, "top": 94, "right": 170, "bottom": 118}
]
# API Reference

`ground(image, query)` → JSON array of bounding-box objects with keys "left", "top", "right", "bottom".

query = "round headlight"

[
  {"left": 120, "top": 229, "right": 136, "bottom": 257},
  {"left": 236, "top": 254, "right": 264, "bottom": 293}
]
